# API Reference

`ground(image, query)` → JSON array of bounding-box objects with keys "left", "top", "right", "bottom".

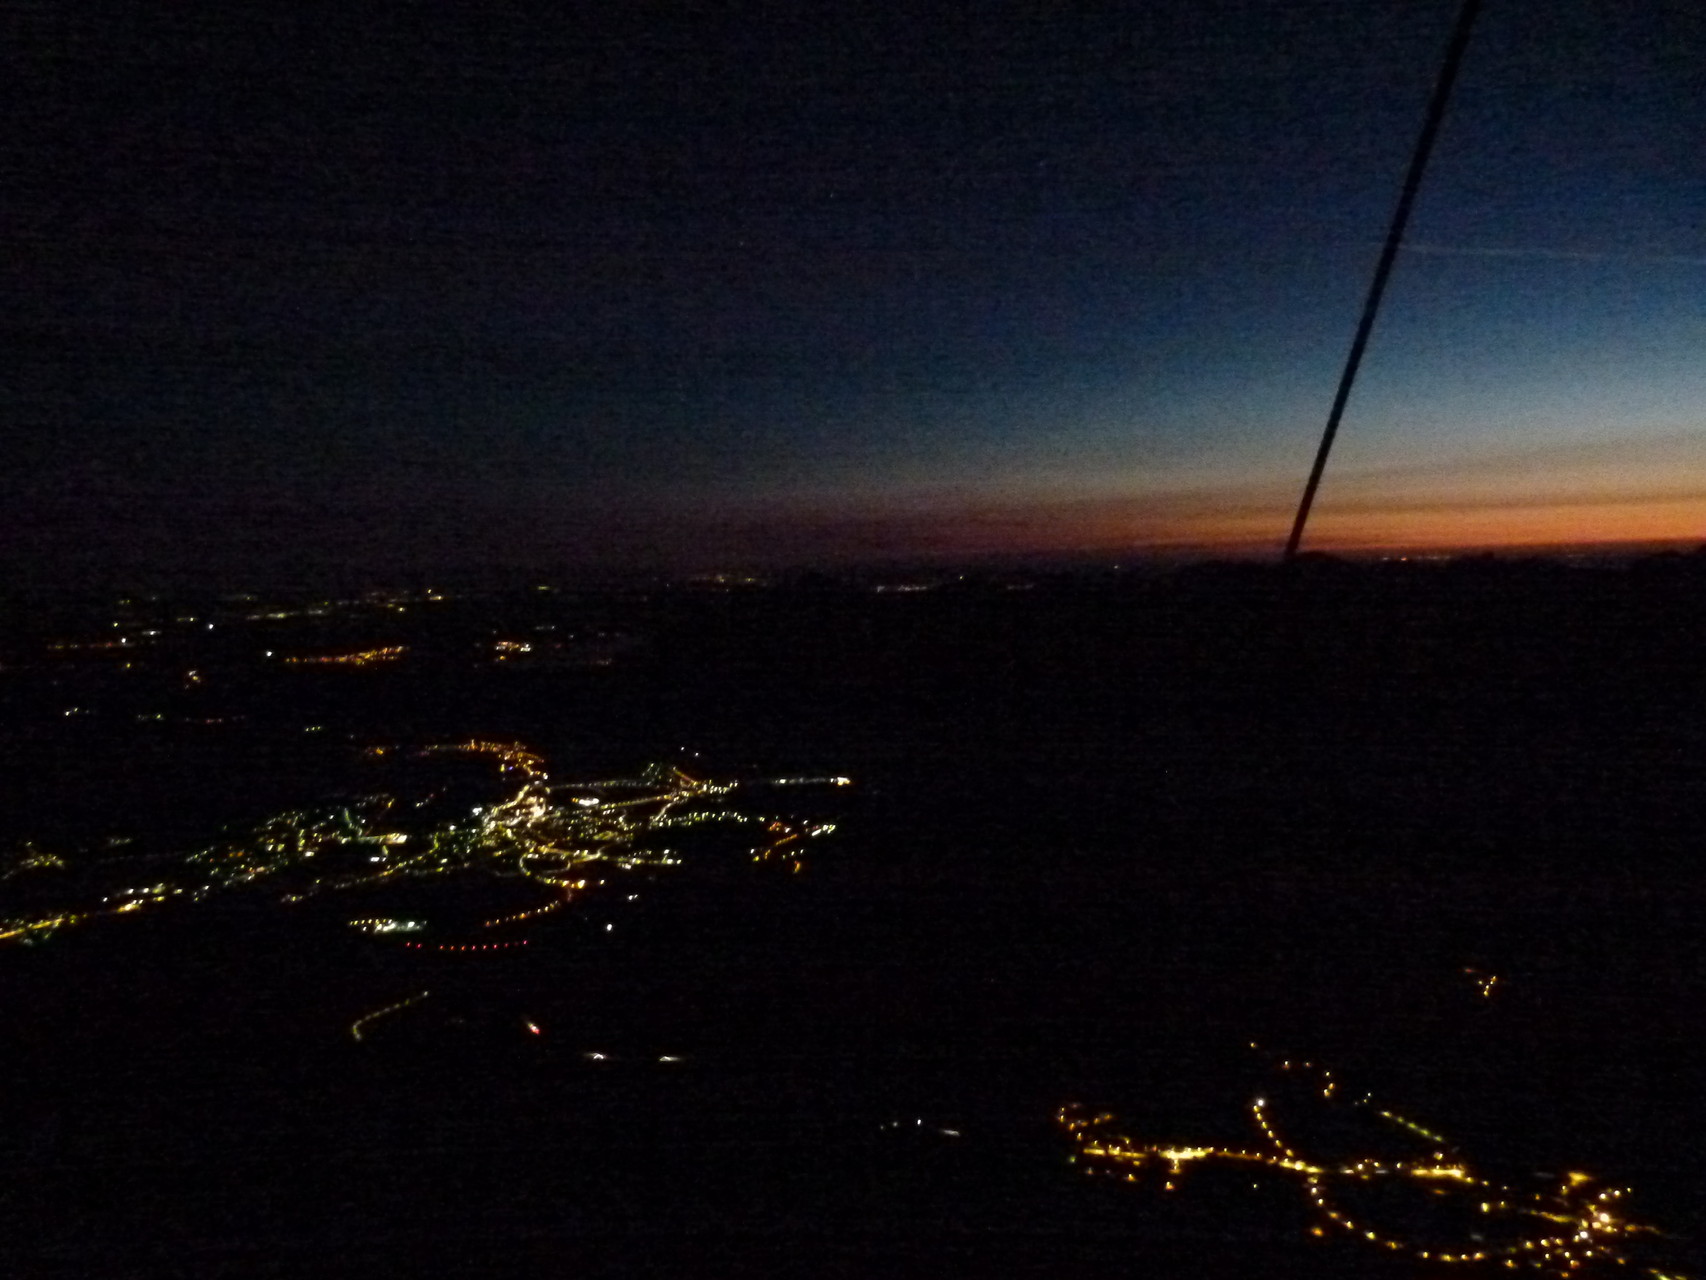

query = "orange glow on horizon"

[
  {"left": 1078, "top": 495, "right": 1706, "bottom": 557},
  {"left": 715, "top": 443, "right": 1706, "bottom": 564},
  {"left": 1294, "top": 495, "right": 1706, "bottom": 554},
  {"left": 770, "top": 495, "right": 1706, "bottom": 561}
]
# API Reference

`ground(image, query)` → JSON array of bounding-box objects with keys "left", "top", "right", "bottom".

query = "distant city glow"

[
  {"left": 282, "top": 646, "right": 406, "bottom": 667},
  {"left": 3, "top": 742, "right": 845, "bottom": 969}
]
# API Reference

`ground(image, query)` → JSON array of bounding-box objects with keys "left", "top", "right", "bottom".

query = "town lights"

[{"left": 1060, "top": 1057, "right": 1669, "bottom": 1276}]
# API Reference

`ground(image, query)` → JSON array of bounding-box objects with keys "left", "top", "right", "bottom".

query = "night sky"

[{"left": 7, "top": 1, "right": 1704, "bottom": 579}]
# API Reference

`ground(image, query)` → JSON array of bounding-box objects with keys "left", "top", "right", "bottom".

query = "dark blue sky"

[{"left": 7, "top": 1, "right": 1703, "bottom": 578}]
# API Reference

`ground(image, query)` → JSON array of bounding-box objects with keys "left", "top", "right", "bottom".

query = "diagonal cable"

[{"left": 1284, "top": 0, "right": 1484, "bottom": 561}]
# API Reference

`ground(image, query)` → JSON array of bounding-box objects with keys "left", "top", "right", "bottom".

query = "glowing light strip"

[
  {"left": 283, "top": 646, "right": 406, "bottom": 667},
  {"left": 1060, "top": 1056, "right": 1677, "bottom": 1276},
  {"left": 350, "top": 990, "right": 431, "bottom": 1041}
]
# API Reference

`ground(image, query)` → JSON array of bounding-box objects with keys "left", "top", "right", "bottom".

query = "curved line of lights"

[{"left": 1059, "top": 1053, "right": 1683, "bottom": 1276}]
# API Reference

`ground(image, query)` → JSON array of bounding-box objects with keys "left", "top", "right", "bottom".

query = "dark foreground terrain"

[{"left": 2, "top": 555, "right": 1703, "bottom": 1277}]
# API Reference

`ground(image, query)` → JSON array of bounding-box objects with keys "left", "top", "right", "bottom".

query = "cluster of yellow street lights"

[
  {"left": 1465, "top": 967, "right": 1503, "bottom": 999},
  {"left": 1060, "top": 1054, "right": 1682, "bottom": 1276},
  {"left": 3, "top": 742, "right": 845, "bottom": 971},
  {"left": 422, "top": 739, "right": 548, "bottom": 779}
]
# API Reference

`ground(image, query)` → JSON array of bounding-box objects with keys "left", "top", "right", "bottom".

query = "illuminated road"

[{"left": 1060, "top": 1050, "right": 1686, "bottom": 1277}]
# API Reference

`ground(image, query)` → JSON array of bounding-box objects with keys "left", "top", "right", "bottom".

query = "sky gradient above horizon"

[{"left": 7, "top": 0, "right": 1705, "bottom": 578}]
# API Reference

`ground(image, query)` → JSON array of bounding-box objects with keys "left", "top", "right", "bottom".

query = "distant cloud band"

[{"left": 1403, "top": 242, "right": 1706, "bottom": 267}]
